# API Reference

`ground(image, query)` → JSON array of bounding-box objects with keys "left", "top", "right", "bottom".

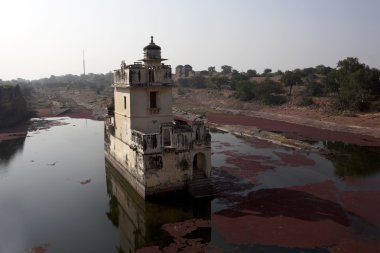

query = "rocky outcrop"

[{"left": 0, "top": 85, "right": 30, "bottom": 128}]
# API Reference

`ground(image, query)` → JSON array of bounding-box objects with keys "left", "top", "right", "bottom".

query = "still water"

[{"left": 0, "top": 118, "right": 379, "bottom": 253}]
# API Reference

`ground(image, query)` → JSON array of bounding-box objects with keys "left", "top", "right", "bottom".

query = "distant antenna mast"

[{"left": 83, "top": 49, "right": 86, "bottom": 76}]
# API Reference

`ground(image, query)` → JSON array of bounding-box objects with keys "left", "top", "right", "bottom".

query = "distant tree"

[
  {"left": 209, "top": 76, "right": 229, "bottom": 90},
  {"left": 323, "top": 71, "right": 339, "bottom": 94},
  {"left": 231, "top": 71, "right": 249, "bottom": 90},
  {"left": 246, "top": 69, "right": 257, "bottom": 77},
  {"left": 263, "top": 68, "right": 272, "bottom": 75},
  {"left": 254, "top": 78, "right": 286, "bottom": 105},
  {"left": 235, "top": 79, "right": 285, "bottom": 105},
  {"left": 330, "top": 57, "right": 380, "bottom": 111},
  {"left": 305, "top": 80, "right": 326, "bottom": 97},
  {"left": 199, "top": 70, "right": 209, "bottom": 76},
  {"left": 235, "top": 80, "right": 256, "bottom": 101},
  {"left": 274, "top": 70, "right": 283, "bottom": 75},
  {"left": 280, "top": 71, "right": 302, "bottom": 96},
  {"left": 315, "top": 65, "right": 333, "bottom": 75},
  {"left": 208, "top": 66, "right": 216, "bottom": 75},
  {"left": 221, "top": 65, "right": 232, "bottom": 75}
]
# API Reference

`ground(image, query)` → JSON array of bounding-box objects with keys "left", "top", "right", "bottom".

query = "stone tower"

[{"left": 105, "top": 37, "right": 212, "bottom": 199}]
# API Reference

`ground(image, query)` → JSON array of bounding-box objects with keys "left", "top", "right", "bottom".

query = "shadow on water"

[
  {"left": 323, "top": 141, "right": 380, "bottom": 178},
  {"left": 105, "top": 161, "right": 211, "bottom": 253},
  {"left": 0, "top": 137, "right": 26, "bottom": 167}
]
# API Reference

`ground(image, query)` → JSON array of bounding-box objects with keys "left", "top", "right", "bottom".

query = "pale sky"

[{"left": 0, "top": 0, "right": 379, "bottom": 80}]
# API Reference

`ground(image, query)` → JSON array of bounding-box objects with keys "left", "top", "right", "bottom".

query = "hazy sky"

[{"left": 0, "top": 0, "right": 379, "bottom": 80}]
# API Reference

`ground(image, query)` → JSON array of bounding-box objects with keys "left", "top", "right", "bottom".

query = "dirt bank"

[
  {"left": 174, "top": 88, "right": 380, "bottom": 146},
  {"left": 205, "top": 111, "right": 380, "bottom": 146}
]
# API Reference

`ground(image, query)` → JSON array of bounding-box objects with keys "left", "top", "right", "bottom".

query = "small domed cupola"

[{"left": 142, "top": 36, "right": 167, "bottom": 64}]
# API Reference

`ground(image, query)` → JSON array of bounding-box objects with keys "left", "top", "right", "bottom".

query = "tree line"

[
  {"left": 175, "top": 57, "right": 380, "bottom": 112},
  {"left": 0, "top": 72, "right": 113, "bottom": 96}
]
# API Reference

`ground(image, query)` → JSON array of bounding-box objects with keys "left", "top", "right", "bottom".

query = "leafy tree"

[
  {"left": 230, "top": 71, "right": 249, "bottom": 90},
  {"left": 263, "top": 68, "right": 272, "bottom": 75},
  {"left": 280, "top": 70, "right": 302, "bottom": 96},
  {"left": 305, "top": 80, "right": 325, "bottom": 97},
  {"left": 221, "top": 65, "right": 232, "bottom": 75},
  {"left": 315, "top": 65, "right": 333, "bottom": 75},
  {"left": 323, "top": 70, "right": 339, "bottom": 94},
  {"left": 235, "top": 80, "right": 256, "bottom": 101},
  {"left": 208, "top": 66, "right": 216, "bottom": 75},
  {"left": 209, "top": 76, "right": 229, "bottom": 90},
  {"left": 331, "top": 57, "right": 380, "bottom": 111},
  {"left": 254, "top": 78, "right": 286, "bottom": 105},
  {"left": 235, "top": 79, "right": 286, "bottom": 105},
  {"left": 246, "top": 69, "right": 257, "bottom": 77},
  {"left": 176, "top": 76, "right": 207, "bottom": 89},
  {"left": 274, "top": 70, "right": 283, "bottom": 75}
]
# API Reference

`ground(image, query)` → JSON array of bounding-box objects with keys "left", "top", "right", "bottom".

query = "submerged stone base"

[
  {"left": 105, "top": 151, "right": 186, "bottom": 199},
  {"left": 105, "top": 151, "right": 146, "bottom": 198}
]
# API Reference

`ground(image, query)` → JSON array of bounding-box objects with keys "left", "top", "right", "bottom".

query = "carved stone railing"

[{"left": 131, "top": 130, "right": 161, "bottom": 154}]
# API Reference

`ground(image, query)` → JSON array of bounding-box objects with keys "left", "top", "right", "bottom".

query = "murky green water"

[{"left": 0, "top": 118, "right": 379, "bottom": 253}]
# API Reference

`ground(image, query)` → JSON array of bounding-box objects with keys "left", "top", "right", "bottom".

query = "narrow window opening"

[
  {"left": 150, "top": 92, "right": 157, "bottom": 108},
  {"left": 124, "top": 96, "right": 127, "bottom": 109},
  {"left": 163, "top": 129, "right": 171, "bottom": 146}
]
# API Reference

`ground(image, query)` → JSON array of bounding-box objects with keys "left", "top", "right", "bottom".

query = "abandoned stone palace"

[{"left": 104, "top": 37, "right": 212, "bottom": 199}]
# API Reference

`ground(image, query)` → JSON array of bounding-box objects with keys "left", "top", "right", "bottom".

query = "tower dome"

[{"left": 142, "top": 36, "right": 166, "bottom": 63}]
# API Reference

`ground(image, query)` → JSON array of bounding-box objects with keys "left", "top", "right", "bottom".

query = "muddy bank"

[
  {"left": 0, "top": 118, "right": 68, "bottom": 142},
  {"left": 205, "top": 111, "right": 380, "bottom": 146}
]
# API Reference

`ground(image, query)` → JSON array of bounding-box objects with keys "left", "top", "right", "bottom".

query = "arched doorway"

[
  {"left": 193, "top": 152, "right": 206, "bottom": 170},
  {"left": 192, "top": 152, "right": 207, "bottom": 181}
]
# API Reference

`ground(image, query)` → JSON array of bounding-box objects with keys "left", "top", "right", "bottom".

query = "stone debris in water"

[
  {"left": 136, "top": 219, "right": 211, "bottom": 253},
  {"left": 24, "top": 242, "right": 50, "bottom": 253},
  {"left": 80, "top": 179, "right": 92, "bottom": 184}
]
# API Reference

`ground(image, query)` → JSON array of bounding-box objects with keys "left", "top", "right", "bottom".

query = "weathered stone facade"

[{"left": 105, "top": 37, "right": 212, "bottom": 199}]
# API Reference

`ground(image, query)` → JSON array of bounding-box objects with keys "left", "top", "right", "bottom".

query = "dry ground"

[{"left": 173, "top": 88, "right": 380, "bottom": 139}]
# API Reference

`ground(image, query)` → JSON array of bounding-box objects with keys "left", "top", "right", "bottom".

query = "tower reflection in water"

[{"left": 105, "top": 161, "right": 212, "bottom": 253}]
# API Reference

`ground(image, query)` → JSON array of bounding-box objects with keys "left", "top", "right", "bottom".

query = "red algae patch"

[
  {"left": 161, "top": 219, "right": 210, "bottom": 253},
  {"left": 329, "top": 239, "right": 380, "bottom": 253},
  {"left": 273, "top": 151, "right": 315, "bottom": 167},
  {"left": 289, "top": 180, "right": 339, "bottom": 203},
  {"left": 220, "top": 151, "right": 274, "bottom": 184},
  {"left": 340, "top": 190, "right": 380, "bottom": 227},
  {"left": 137, "top": 219, "right": 211, "bottom": 253},
  {"left": 216, "top": 188, "right": 350, "bottom": 226},
  {"left": 212, "top": 214, "right": 353, "bottom": 248},
  {"left": 136, "top": 246, "right": 161, "bottom": 253},
  {"left": 220, "top": 166, "right": 261, "bottom": 185},
  {"left": 222, "top": 150, "right": 272, "bottom": 162},
  {"left": 206, "top": 112, "right": 380, "bottom": 146},
  {"left": 25, "top": 243, "right": 50, "bottom": 253},
  {"left": 162, "top": 219, "right": 210, "bottom": 238},
  {"left": 246, "top": 138, "right": 280, "bottom": 149}
]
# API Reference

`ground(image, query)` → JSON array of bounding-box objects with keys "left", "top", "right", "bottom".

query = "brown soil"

[
  {"left": 16, "top": 86, "right": 380, "bottom": 146},
  {"left": 174, "top": 88, "right": 380, "bottom": 145},
  {"left": 28, "top": 87, "right": 112, "bottom": 120}
]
